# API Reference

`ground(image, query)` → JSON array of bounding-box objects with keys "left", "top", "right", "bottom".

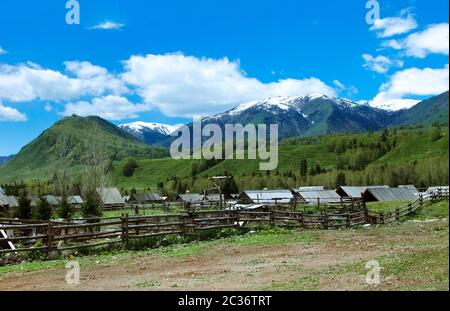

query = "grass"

[
  {"left": 415, "top": 200, "right": 449, "bottom": 220},
  {"left": 367, "top": 200, "right": 409, "bottom": 213}
]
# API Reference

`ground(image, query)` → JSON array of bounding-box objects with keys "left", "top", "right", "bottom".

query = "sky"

[{"left": 0, "top": 0, "right": 448, "bottom": 155}]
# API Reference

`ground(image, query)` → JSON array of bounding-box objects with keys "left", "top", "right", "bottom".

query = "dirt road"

[{"left": 0, "top": 220, "right": 448, "bottom": 291}]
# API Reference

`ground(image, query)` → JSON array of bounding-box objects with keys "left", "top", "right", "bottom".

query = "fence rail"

[{"left": 1, "top": 190, "right": 448, "bottom": 255}]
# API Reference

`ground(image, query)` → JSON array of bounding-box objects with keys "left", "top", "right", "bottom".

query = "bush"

[
  {"left": 16, "top": 189, "right": 32, "bottom": 220},
  {"left": 36, "top": 196, "right": 52, "bottom": 220},
  {"left": 122, "top": 158, "right": 139, "bottom": 177}
]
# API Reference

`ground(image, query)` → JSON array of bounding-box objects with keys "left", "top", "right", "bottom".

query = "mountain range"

[
  {"left": 118, "top": 122, "right": 180, "bottom": 145},
  {"left": 0, "top": 91, "right": 448, "bottom": 183},
  {"left": 119, "top": 91, "right": 448, "bottom": 145}
]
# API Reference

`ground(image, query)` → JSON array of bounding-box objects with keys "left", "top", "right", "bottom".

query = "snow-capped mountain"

[
  {"left": 122, "top": 92, "right": 448, "bottom": 146},
  {"left": 119, "top": 122, "right": 182, "bottom": 145},
  {"left": 368, "top": 98, "right": 420, "bottom": 111},
  {"left": 202, "top": 93, "right": 393, "bottom": 139}
]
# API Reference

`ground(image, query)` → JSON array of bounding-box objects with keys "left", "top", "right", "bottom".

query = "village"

[{"left": 0, "top": 182, "right": 448, "bottom": 260}]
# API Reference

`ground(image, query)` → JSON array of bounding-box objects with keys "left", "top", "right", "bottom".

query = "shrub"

[{"left": 122, "top": 158, "right": 139, "bottom": 177}]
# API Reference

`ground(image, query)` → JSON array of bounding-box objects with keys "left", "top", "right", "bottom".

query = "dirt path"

[{"left": 0, "top": 221, "right": 448, "bottom": 291}]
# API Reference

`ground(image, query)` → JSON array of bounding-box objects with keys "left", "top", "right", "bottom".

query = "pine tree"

[
  {"left": 16, "top": 189, "right": 32, "bottom": 220},
  {"left": 36, "top": 195, "right": 52, "bottom": 220},
  {"left": 335, "top": 171, "right": 346, "bottom": 188}
]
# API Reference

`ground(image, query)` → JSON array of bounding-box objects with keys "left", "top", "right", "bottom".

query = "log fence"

[{"left": 0, "top": 189, "right": 448, "bottom": 255}]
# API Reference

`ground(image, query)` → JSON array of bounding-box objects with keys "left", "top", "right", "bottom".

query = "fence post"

[
  {"left": 346, "top": 212, "right": 351, "bottom": 228},
  {"left": 270, "top": 208, "right": 275, "bottom": 226},
  {"left": 362, "top": 199, "right": 369, "bottom": 224},
  {"left": 395, "top": 208, "right": 400, "bottom": 221},
  {"left": 121, "top": 214, "right": 129, "bottom": 250},
  {"left": 47, "top": 221, "right": 53, "bottom": 253}
]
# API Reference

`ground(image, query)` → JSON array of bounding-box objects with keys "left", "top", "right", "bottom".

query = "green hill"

[
  {"left": 109, "top": 126, "right": 448, "bottom": 192},
  {"left": 392, "top": 91, "right": 449, "bottom": 126},
  {"left": 0, "top": 116, "right": 168, "bottom": 183}
]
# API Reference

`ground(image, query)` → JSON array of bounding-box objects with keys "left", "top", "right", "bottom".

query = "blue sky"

[{"left": 0, "top": 0, "right": 448, "bottom": 155}]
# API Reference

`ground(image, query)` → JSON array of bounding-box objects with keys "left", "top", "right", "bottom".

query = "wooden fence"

[{"left": 0, "top": 189, "right": 448, "bottom": 255}]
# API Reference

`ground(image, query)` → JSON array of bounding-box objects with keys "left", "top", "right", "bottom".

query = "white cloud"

[
  {"left": 44, "top": 103, "right": 53, "bottom": 112},
  {"left": 0, "top": 46, "right": 7, "bottom": 55},
  {"left": 0, "top": 102, "right": 27, "bottom": 121},
  {"left": 333, "top": 80, "right": 344, "bottom": 89},
  {"left": 89, "top": 21, "right": 125, "bottom": 30},
  {"left": 362, "top": 54, "right": 403, "bottom": 74},
  {"left": 0, "top": 61, "right": 127, "bottom": 102},
  {"left": 122, "top": 53, "right": 337, "bottom": 117},
  {"left": 382, "top": 23, "right": 449, "bottom": 58},
  {"left": 381, "top": 39, "right": 403, "bottom": 50},
  {"left": 369, "top": 65, "right": 449, "bottom": 110},
  {"left": 62, "top": 95, "right": 150, "bottom": 120},
  {"left": 370, "top": 9, "right": 418, "bottom": 38},
  {"left": 333, "top": 80, "right": 358, "bottom": 96},
  {"left": 403, "top": 23, "right": 449, "bottom": 58}
]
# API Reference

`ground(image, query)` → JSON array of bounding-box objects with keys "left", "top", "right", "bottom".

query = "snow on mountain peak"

[
  {"left": 369, "top": 98, "right": 420, "bottom": 111},
  {"left": 119, "top": 121, "right": 180, "bottom": 135}
]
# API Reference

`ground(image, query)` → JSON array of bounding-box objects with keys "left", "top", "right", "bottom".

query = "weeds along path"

[{"left": 0, "top": 218, "right": 448, "bottom": 291}]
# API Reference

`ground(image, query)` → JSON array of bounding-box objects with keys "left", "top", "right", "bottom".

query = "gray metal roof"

[
  {"left": 298, "top": 190, "right": 342, "bottom": 205},
  {"left": 364, "top": 187, "right": 418, "bottom": 202},
  {"left": 68, "top": 195, "right": 84, "bottom": 205},
  {"left": 0, "top": 192, "right": 9, "bottom": 206},
  {"left": 179, "top": 194, "right": 204, "bottom": 203},
  {"left": 129, "top": 192, "right": 162, "bottom": 203},
  {"left": 398, "top": 185, "right": 419, "bottom": 194},
  {"left": 97, "top": 187, "right": 125, "bottom": 205},
  {"left": 44, "top": 195, "right": 60, "bottom": 206},
  {"left": 0, "top": 193, "right": 19, "bottom": 208},
  {"left": 298, "top": 186, "right": 325, "bottom": 192},
  {"left": 337, "top": 186, "right": 389, "bottom": 198},
  {"left": 5, "top": 196, "right": 18, "bottom": 208},
  {"left": 205, "top": 194, "right": 223, "bottom": 202},
  {"left": 242, "top": 190, "right": 294, "bottom": 205}
]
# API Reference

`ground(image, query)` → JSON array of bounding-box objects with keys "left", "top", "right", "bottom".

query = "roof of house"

[
  {"left": 336, "top": 186, "right": 390, "bottom": 198},
  {"left": 129, "top": 192, "right": 162, "bottom": 203},
  {"left": 68, "top": 195, "right": 84, "bottom": 205},
  {"left": 97, "top": 187, "right": 125, "bottom": 205},
  {"left": 241, "top": 190, "right": 294, "bottom": 205},
  {"left": 178, "top": 194, "right": 204, "bottom": 203},
  {"left": 398, "top": 185, "right": 419, "bottom": 194},
  {"left": 205, "top": 194, "right": 223, "bottom": 202},
  {"left": 298, "top": 186, "right": 325, "bottom": 192},
  {"left": 364, "top": 187, "right": 418, "bottom": 202},
  {"left": 5, "top": 196, "right": 19, "bottom": 208},
  {"left": 0, "top": 192, "right": 9, "bottom": 206},
  {"left": 298, "top": 190, "right": 342, "bottom": 205},
  {"left": 44, "top": 195, "right": 60, "bottom": 206}
]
